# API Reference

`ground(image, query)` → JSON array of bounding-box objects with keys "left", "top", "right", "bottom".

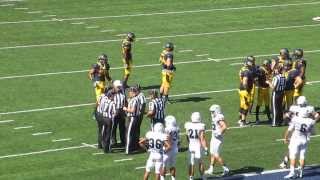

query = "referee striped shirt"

[
  {"left": 96, "top": 94, "right": 107, "bottom": 114},
  {"left": 137, "top": 92, "right": 146, "bottom": 111},
  {"left": 102, "top": 99, "right": 116, "bottom": 118},
  {"left": 113, "top": 92, "right": 126, "bottom": 110},
  {"left": 127, "top": 97, "right": 140, "bottom": 117},
  {"left": 272, "top": 74, "right": 286, "bottom": 93},
  {"left": 148, "top": 97, "right": 165, "bottom": 120}
]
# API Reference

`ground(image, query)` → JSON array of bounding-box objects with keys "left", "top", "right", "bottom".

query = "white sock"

[
  {"left": 189, "top": 176, "right": 193, "bottom": 180},
  {"left": 223, "top": 166, "right": 229, "bottom": 171},
  {"left": 171, "top": 176, "right": 175, "bottom": 180},
  {"left": 290, "top": 165, "right": 295, "bottom": 174},
  {"left": 160, "top": 175, "right": 165, "bottom": 180},
  {"left": 210, "top": 165, "right": 214, "bottom": 169}
]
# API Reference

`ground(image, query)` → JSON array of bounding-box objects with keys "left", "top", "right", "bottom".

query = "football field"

[{"left": 1, "top": 0, "right": 320, "bottom": 179}]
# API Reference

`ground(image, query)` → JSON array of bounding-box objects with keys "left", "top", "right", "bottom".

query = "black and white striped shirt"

[
  {"left": 272, "top": 74, "right": 286, "bottom": 93},
  {"left": 113, "top": 92, "right": 126, "bottom": 110},
  {"left": 148, "top": 98, "right": 165, "bottom": 120},
  {"left": 137, "top": 92, "right": 146, "bottom": 111},
  {"left": 96, "top": 94, "right": 107, "bottom": 114},
  {"left": 103, "top": 99, "right": 116, "bottom": 118},
  {"left": 127, "top": 97, "right": 140, "bottom": 117}
]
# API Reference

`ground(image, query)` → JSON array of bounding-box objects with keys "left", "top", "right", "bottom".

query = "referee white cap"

[{"left": 113, "top": 80, "right": 122, "bottom": 87}]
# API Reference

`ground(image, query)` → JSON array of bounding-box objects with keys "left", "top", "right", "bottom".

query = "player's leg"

[
  {"left": 144, "top": 158, "right": 153, "bottom": 180},
  {"left": 96, "top": 113, "right": 103, "bottom": 149},
  {"left": 123, "top": 61, "right": 132, "bottom": 88},
  {"left": 199, "top": 160, "right": 205, "bottom": 179},
  {"left": 111, "top": 115, "right": 119, "bottom": 146},
  {"left": 205, "top": 139, "right": 216, "bottom": 174},
  {"left": 256, "top": 88, "right": 263, "bottom": 123},
  {"left": 285, "top": 143, "right": 298, "bottom": 178},
  {"left": 188, "top": 152, "right": 195, "bottom": 180},
  {"left": 104, "top": 118, "right": 113, "bottom": 153},
  {"left": 215, "top": 155, "right": 229, "bottom": 176},
  {"left": 298, "top": 143, "right": 307, "bottom": 178},
  {"left": 143, "top": 171, "right": 150, "bottom": 180},
  {"left": 119, "top": 111, "right": 126, "bottom": 146},
  {"left": 155, "top": 161, "right": 163, "bottom": 180},
  {"left": 264, "top": 88, "right": 271, "bottom": 122},
  {"left": 169, "top": 151, "right": 177, "bottom": 180}
]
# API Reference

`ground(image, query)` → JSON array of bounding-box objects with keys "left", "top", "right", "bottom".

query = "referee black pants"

[
  {"left": 95, "top": 112, "right": 104, "bottom": 149},
  {"left": 125, "top": 116, "right": 139, "bottom": 154},
  {"left": 271, "top": 91, "right": 284, "bottom": 126},
  {"left": 112, "top": 109, "right": 126, "bottom": 146},
  {"left": 101, "top": 116, "right": 113, "bottom": 153}
]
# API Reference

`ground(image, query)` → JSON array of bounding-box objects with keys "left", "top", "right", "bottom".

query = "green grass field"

[{"left": 0, "top": 0, "right": 320, "bottom": 179}]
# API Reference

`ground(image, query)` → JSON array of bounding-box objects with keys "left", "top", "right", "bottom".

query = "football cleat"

[
  {"left": 205, "top": 167, "right": 213, "bottom": 175},
  {"left": 284, "top": 172, "right": 296, "bottom": 179},
  {"left": 222, "top": 167, "right": 230, "bottom": 177},
  {"left": 297, "top": 166, "right": 303, "bottom": 178}
]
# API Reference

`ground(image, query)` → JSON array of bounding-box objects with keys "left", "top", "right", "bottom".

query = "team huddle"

[{"left": 87, "top": 32, "right": 320, "bottom": 179}]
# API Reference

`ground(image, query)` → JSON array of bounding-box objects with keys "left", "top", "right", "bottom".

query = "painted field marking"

[
  {"left": 306, "top": 80, "right": 320, "bottom": 85},
  {"left": 52, "top": 138, "right": 72, "bottom": 142},
  {"left": 0, "top": 144, "right": 89, "bottom": 159},
  {"left": 14, "top": 7, "right": 28, "bottom": 10},
  {"left": 0, "top": 0, "right": 24, "bottom": 2},
  {"left": 92, "top": 152, "right": 104, "bottom": 155},
  {"left": 85, "top": 26, "right": 99, "bottom": 29},
  {"left": 312, "top": 17, "right": 320, "bottom": 21},
  {"left": 81, "top": 143, "right": 97, "bottom": 149},
  {"left": 1, "top": 2, "right": 320, "bottom": 25},
  {"left": 114, "top": 158, "right": 133, "bottom": 162},
  {"left": 100, "top": 29, "right": 115, "bottom": 32},
  {"left": 14, "top": 126, "right": 33, "bottom": 130},
  {"left": 208, "top": 57, "right": 221, "bottom": 62},
  {"left": 276, "top": 134, "right": 320, "bottom": 142},
  {"left": 146, "top": 41, "right": 161, "bottom": 45},
  {"left": 230, "top": 62, "right": 243, "bottom": 66},
  {"left": 70, "top": 22, "right": 84, "bottom": 25},
  {"left": 1, "top": 23, "right": 320, "bottom": 50},
  {"left": 32, "top": 131, "right": 52, "bottom": 136},
  {"left": 0, "top": 3, "right": 14, "bottom": 6},
  {"left": 42, "top": 15, "right": 56, "bottom": 17},
  {"left": 135, "top": 166, "right": 145, "bottom": 170},
  {"left": 0, "top": 120, "right": 14, "bottom": 123},
  {"left": 178, "top": 49, "right": 193, "bottom": 53},
  {"left": 26, "top": 11, "right": 42, "bottom": 14},
  {"left": 196, "top": 54, "right": 209, "bottom": 57}
]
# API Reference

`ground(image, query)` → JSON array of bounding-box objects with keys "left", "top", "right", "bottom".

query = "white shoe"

[
  {"left": 284, "top": 172, "right": 296, "bottom": 179},
  {"left": 297, "top": 167, "right": 303, "bottom": 178},
  {"left": 222, "top": 168, "right": 230, "bottom": 176},
  {"left": 205, "top": 167, "right": 213, "bottom": 175},
  {"left": 279, "top": 162, "right": 287, "bottom": 169}
]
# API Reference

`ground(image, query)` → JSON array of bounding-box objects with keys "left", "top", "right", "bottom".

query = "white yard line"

[
  {"left": 26, "top": 11, "right": 42, "bottom": 14},
  {"left": 115, "top": 33, "right": 126, "bottom": 37},
  {"left": 85, "top": 26, "right": 99, "bottom": 29},
  {"left": 0, "top": 120, "right": 14, "bottom": 123},
  {"left": 306, "top": 80, "right": 320, "bottom": 85},
  {"left": 275, "top": 134, "right": 320, "bottom": 142},
  {"left": 14, "top": 7, "right": 28, "bottom": 10},
  {"left": 230, "top": 62, "right": 243, "bottom": 66},
  {"left": 100, "top": 29, "right": 115, "bottom": 32},
  {"left": 2, "top": 49, "right": 320, "bottom": 81},
  {"left": 178, "top": 49, "right": 193, "bottom": 53},
  {"left": 92, "top": 152, "right": 104, "bottom": 155},
  {"left": 70, "top": 22, "right": 84, "bottom": 25},
  {"left": 0, "top": 3, "right": 14, "bottom": 6},
  {"left": 114, "top": 158, "right": 133, "bottom": 162},
  {"left": 0, "top": 144, "right": 89, "bottom": 159},
  {"left": 14, "top": 126, "right": 33, "bottom": 130},
  {"left": 32, "top": 131, "right": 52, "bottom": 136},
  {"left": 195, "top": 54, "right": 209, "bottom": 57},
  {"left": 135, "top": 166, "right": 145, "bottom": 170},
  {"left": 42, "top": 14, "right": 56, "bottom": 17},
  {"left": 81, "top": 143, "right": 97, "bottom": 149},
  {"left": 1, "top": 23, "right": 320, "bottom": 50},
  {"left": 1, "top": 2, "right": 320, "bottom": 25},
  {"left": 146, "top": 41, "right": 161, "bottom": 45},
  {"left": 52, "top": 138, "right": 72, "bottom": 142}
]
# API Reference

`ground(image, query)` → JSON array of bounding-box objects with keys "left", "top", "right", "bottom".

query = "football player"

[
  {"left": 292, "top": 49, "right": 307, "bottom": 100},
  {"left": 205, "top": 105, "right": 230, "bottom": 177},
  {"left": 88, "top": 54, "right": 112, "bottom": 101},
  {"left": 255, "top": 59, "right": 272, "bottom": 123},
  {"left": 162, "top": 115, "right": 180, "bottom": 180},
  {"left": 159, "top": 42, "right": 176, "bottom": 103},
  {"left": 283, "top": 60, "right": 303, "bottom": 110},
  {"left": 283, "top": 110, "right": 316, "bottom": 179},
  {"left": 278, "top": 48, "right": 291, "bottom": 67},
  {"left": 122, "top": 32, "right": 135, "bottom": 88},
  {"left": 238, "top": 56, "right": 255, "bottom": 127},
  {"left": 184, "top": 112, "right": 208, "bottom": 180},
  {"left": 140, "top": 123, "right": 171, "bottom": 180}
]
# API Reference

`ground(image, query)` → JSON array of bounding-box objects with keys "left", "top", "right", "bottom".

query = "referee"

[
  {"left": 136, "top": 84, "right": 146, "bottom": 144},
  {"left": 147, "top": 89, "right": 165, "bottom": 128},
  {"left": 111, "top": 80, "right": 127, "bottom": 147},
  {"left": 267, "top": 67, "right": 286, "bottom": 127},
  {"left": 123, "top": 86, "right": 140, "bottom": 154}
]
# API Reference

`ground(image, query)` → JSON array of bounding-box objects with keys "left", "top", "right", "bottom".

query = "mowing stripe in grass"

[
  {"left": 86, "top": 26, "right": 99, "bottom": 29},
  {"left": 14, "top": 126, "right": 33, "bottom": 130},
  {"left": 0, "top": 120, "right": 14, "bottom": 123},
  {"left": 32, "top": 132, "right": 52, "bottom": 136},
  {"left": 1, "top": 49, "right": 320, "bottom": 80},
  {"left": 1, "top": 1, "right": 320, "bottom": 25},
  {"left": 1, "top": 81, "right": 320, "bottom": 115},
  {"left": 26, "top": 11, "right": 42, "bottom": 14},
  {"left": 100, "top": 29, "right": 115, "bottom": 33},
  {"left": 70, "top": 22, "right": 84, "bottom": 25},
  {"left": 52, "top": 138, "right": 72, "bottom": 142},
  {"left": 1, "top": 23, "right": 320, "bottom": 50},
  {"left": 114, "top": 158, "right": 133, "bottom": 162},
  {"left": 42, "top": 15, "right": 56, "bottom": 17}
]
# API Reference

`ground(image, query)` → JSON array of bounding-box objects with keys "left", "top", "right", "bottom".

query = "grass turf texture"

[{"left": 0, "top": 0, "right": 320, "bottom": 179}]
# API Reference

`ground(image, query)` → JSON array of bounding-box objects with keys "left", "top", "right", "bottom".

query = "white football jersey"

[
  {"left": 146, "top": 131, "right": 168, "bottom": 158},
  {"left": 184, "top": 122, "right": 205, "bottom": 149},
  {"left": 288, "top": 116, "right": 316, "bottom": 142},
  {"left": 211, "top": 113, "right": 225, "bottom": 139},
  {"left": 165, "top": 126, "right": 180, "bottom": 151},
  {"left": 289, "top": 105, "right": 315, "bottom": 118}
]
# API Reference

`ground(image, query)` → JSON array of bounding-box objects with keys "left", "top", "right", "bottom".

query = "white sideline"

[
  {"left": 0, "top": 120, "right": 14, "bottom": 123},
  {"left": 32, "top": 131, "right": 52, "bottom": 136},
  {"left": 1, "top": 2, "right": 320, "bottom": 25},
  {"left": 100, "top": 29, "right": 115, "bottom": 33},
  {"left": 0, "top": 23, "right": 320, "bottom": 50},
  {"left": 146, "top": 41, "right": 161, "bottom": 45},
  {"left": 14, "top": 7, "right": 28, "bottom": 10},
  {"left": 1, "top": 49, "right": 320, "bottom": 80},
  {"left": 14, "top": 126, "right": 33, "bottom": 130}
]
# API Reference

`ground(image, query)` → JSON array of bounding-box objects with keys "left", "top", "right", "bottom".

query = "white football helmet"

[
  {"left": 209, "top": 104, "right": 222, "bottom": 116},
  {"left": 113, "top": 80, "right": 122, "bottom": 87},
  {"left": 191, "top": 112, "right": 201, "bottom": 123},
  {"left": 296, "top": 96, "right": 307, "bottom": 107},
  {"left": 154, "top": 123, "right": 164, "bottom": 133},
  {"left": 165, "top": 115, "right": 177, "bottom": 127}
]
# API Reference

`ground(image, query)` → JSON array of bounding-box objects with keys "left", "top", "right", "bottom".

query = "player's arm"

[
  {"left": 218, "top": 120, "right": 227, "bottom": 135},
  {"left": 242, "top": 76, "right": 248, "bottom": 90},
  {"left": 284, "top": 126, "right": 293, "bottom": 144},
  {"left": 139, "top": 137, "right": 147, "bottom": 150},
  {"left": 88, "top": 68, "right": 94, "bottom": 81},
  {"left": 164, "top": 138, "right": 171, "bottom": 152}
]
